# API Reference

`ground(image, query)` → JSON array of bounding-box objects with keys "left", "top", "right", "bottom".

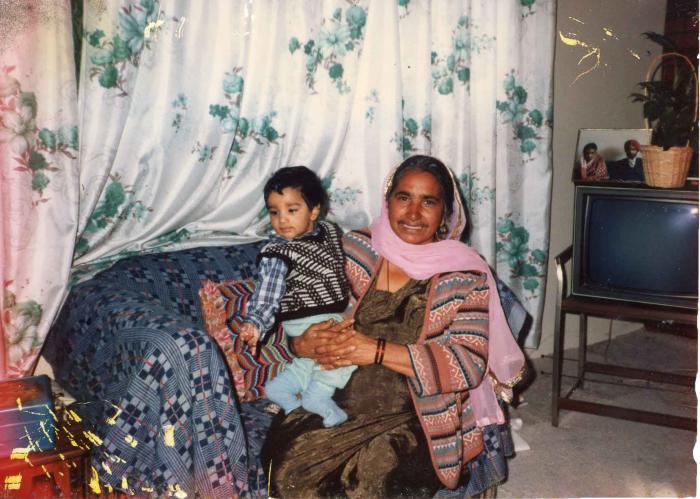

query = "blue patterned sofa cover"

[
  {"left": 43, "top": 242, "right": 528, "bottom": 498},
  {"left": 44, "top": 242, "right": 272, "bottom": 498}
]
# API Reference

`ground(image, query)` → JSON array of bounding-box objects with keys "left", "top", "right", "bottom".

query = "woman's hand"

[
  {"left": 292, "top": 318, "right": 356, "bottom": 359},
  {"left": 314, "top": 329, "right": 376, "bottom": 368},
  {"left": 316, "top": 330, "right": 416, "bottom": 378},
  {"left": 291, "top": 318, "right": 416, "bottom": 377}
]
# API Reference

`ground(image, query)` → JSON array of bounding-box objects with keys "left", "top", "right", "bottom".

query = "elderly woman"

[{"left": 261, "top": 155, "right": 525, "bottom": 498}]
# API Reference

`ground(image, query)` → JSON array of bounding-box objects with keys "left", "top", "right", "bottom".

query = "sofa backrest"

[{"left": 74, "top": 242, "right": 266, "bottom": 329}]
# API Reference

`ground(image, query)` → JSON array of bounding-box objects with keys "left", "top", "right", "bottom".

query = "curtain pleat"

[{"left": 1, "top": 0, "right": 554, "bottom": 378}]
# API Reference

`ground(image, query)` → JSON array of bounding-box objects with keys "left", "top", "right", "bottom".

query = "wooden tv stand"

[{"left": 551, "top": 245, "right": 697, "bottom": 431}]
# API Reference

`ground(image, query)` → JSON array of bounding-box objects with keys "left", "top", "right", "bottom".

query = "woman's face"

[
  {"left": 387, "top": 170, "right": 445, "bottom": 245},
  {"left": 583, "top": 147, "right": 597, "bottom": 161}
]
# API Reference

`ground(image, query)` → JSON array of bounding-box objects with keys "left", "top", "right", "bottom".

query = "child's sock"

[
  {"left": 264, "top": 373, "right": 302, "bottom": 414},
  {"left": 301, "top": 380, "right": 348, "bottom": 427}
]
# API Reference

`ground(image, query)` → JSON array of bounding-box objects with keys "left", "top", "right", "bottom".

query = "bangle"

[{"left": 374, "top": 338, "right": 386, "bottom": 365}]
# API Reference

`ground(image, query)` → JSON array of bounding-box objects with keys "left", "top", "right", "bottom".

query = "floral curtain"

[
  {"left": 1, "top": 2, "right": 79, "bottom": 378},
  {"left": 1, "top": 0, "right": 554, "bottom": 379}
]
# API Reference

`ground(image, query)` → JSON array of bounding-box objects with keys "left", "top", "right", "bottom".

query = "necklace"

[{"left": 385, "top": 260, "right": 391, "bottom": 292}]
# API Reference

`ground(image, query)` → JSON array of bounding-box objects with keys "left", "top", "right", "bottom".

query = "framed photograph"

[{"left": 573, "top": 128, "right": 653, "bottom": 183}]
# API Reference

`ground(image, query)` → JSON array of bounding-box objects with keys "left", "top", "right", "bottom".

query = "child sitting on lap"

[{"left": 240, "top": 166, "right": 355, "bottom": 427}]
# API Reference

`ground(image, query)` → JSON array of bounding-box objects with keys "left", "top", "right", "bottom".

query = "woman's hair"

[
  {"left": 387, "top": 153, "right": 454, "bottom": 214},
  {"left": 264, "top": 166, "right": 329, "bottom": 217},
  {"left": 583, "top": 142, "right": 598, "bottom": 153}
]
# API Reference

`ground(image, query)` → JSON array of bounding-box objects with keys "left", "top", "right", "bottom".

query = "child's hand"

[{"left": 240, "top": 323, "right": 260, "bottom": 355}]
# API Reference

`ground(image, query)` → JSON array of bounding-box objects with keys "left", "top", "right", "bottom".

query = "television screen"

[{"left": 573, "top": 185, "right": 699, "bottom": 309}]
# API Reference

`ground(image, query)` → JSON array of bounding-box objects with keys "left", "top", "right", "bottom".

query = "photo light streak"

[
  {"left": 3, "top": 474, "right": 22, "bottom": 491},
  {"left": 559, "top": 31, "right": 601, "bottom": 85}
]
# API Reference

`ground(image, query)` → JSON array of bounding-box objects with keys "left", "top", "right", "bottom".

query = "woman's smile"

[{"left": 397, "top": 220, "right": 427, "bottom": 231}]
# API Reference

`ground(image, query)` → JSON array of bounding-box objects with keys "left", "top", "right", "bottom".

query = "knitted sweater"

[
  {"left": 260, "top": 221, "right": 349, "bottom": 321},
  {"left": 343, "top": 229, "right": 490, "bottom": 489}
]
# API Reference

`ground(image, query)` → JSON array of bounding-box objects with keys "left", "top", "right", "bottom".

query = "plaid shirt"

[{"left": 245, "top": 226, "right": 321, "bottom": 335}]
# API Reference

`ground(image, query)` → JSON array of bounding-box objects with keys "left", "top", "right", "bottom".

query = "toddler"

[{"left": 240, "top": 166, "right": 355, "bottom": 427}]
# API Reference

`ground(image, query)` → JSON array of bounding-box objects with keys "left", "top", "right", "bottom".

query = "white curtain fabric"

[
  {"left": 0, "top": 2, "right": 79, "bottom": 378},
  {"left": 1, "top": 0, "right": 554, "bottom": 379}
]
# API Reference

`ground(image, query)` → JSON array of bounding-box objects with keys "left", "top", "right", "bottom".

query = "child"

[{"left": 239, "top": 166, "right": 355, "bottom": 427}]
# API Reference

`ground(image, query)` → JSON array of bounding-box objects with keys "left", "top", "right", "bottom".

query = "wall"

[{"left": 533, "top": 0, "right": 667, "bottom": 357}]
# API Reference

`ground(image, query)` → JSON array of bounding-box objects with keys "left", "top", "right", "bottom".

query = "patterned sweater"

[
  {"left": 343, "top": 229, "right": 490, "bottom": 489},
  {"left": 260, "top": 221, "right": 350, "bottom": 321}
]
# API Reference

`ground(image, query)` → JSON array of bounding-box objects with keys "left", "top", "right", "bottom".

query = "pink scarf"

[{"left": 369, "top": 169, "right": 525, "bottom": 426}]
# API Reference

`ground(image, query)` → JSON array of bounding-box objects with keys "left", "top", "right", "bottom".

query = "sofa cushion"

[{"left": 199, "top": 279, "right": 293, "bottom": 402}]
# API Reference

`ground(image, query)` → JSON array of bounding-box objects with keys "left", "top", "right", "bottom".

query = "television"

[{"left": 572, "top": 184, "right": 699, "bottom": 310}]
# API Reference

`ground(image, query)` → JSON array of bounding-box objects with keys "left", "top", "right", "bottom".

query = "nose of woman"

[{"left": 405, "top": 200, "right": 421, "bottom": 220}]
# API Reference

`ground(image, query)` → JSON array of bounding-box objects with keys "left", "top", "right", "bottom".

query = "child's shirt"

[{"left": 245, "top": 221, "right": 349, "bottom": 336}]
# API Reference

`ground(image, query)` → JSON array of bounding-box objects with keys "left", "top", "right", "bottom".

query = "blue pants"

[{"left": 264, "top": 314, "right": 357, "bottom": 427}]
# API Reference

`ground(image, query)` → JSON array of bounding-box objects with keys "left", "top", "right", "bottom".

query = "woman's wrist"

[
  {"left": 378, "top": 342, "right": 415, "bottom": 378},
  {"left": 374, "top": 338, "right": 387, "bottom": 365}
]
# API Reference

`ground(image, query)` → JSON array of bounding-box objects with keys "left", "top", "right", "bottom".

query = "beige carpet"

[{"left": 499, "top": 327, "right": 697, "bottom": 498}]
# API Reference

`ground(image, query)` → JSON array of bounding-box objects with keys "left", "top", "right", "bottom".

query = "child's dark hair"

[{"left": 264, "top": 166, "right": 328, "bottom": 217}]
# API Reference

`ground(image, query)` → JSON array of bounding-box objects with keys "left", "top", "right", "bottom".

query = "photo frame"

[{"left": 573, "top": 128, "right": 653, "bottom": 183}]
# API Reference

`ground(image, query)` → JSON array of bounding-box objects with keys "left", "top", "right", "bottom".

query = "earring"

[{"left": 437, "top": 220, "right": 449, "bottom": 239}]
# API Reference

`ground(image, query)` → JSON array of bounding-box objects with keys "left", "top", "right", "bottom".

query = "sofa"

[{"left": 43, "top": 241, "right": 528, "bottom": 498}]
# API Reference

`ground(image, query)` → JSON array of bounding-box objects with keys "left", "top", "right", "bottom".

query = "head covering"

[
  {"left": 625, "top": 139, "right": 640, "bottom": 150},
  {"left": 369, "top": 163, "right": 525, "bottom": 426}
]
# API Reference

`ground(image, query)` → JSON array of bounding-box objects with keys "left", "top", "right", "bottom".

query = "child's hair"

[{"left": 263, "top": 166, "right": 329, "bottom": 217}]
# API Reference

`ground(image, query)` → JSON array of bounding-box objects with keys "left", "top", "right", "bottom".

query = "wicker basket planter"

[
  {"left": 635, "top": 50, "right": 697, "bottom": 188},
  {"left": 641, "top": 145, "right": 693, "bottom": 188}
]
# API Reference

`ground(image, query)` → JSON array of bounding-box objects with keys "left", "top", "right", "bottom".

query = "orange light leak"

[{"left": 3, "top": 396, "right": 188, "bottom": 495}]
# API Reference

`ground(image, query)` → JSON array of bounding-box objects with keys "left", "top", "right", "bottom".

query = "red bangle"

[{"left": 374, "top": 338, "right": 386, "bottom": 365}]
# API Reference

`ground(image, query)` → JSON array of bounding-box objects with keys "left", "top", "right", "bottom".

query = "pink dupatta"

[{"left": 369, "top": 167, "right": 525, "bottom": 426}]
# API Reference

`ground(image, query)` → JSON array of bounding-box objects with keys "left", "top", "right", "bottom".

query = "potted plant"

[{"left": 629, "top": 32, "right": 698, "bottom": 188}]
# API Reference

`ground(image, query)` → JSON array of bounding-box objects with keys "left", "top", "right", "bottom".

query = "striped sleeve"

[{"left": 407, "top": 271, "right": 490, "bottom": 397}]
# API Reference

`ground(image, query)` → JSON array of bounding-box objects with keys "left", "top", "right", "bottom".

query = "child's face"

[{"left": 267, "top": 187, "right": 320, "bottom": 241}]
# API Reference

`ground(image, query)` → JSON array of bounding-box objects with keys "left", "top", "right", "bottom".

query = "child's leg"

[
  {"left": 264, "top": 369, "right": 304, "bottom": 414},
  {"left": 301, "top": 380, "right": 348, "bottom": 428}
]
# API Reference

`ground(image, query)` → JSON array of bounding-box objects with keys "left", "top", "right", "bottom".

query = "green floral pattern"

[
  {"left": 171, "top": 93, "right": 187, "bottom": 132},
  {"left": 0, "top": 68, "right": 78, "bottom": 202},
  {"left": 496, "top": 215, "right": 547, "bottom": 293},
  {"left": 365, "top": 89, "right": 379, "bottom": 123},
  {"left": 76, "top": 175, "right": 152, "bottom": 257},
  {"left": 431, "top": 16, "right": 494, "bottom": 95},
  {"left": 321, "top": 174, "right": 362, "bottom": 214},
  {"left": 209, "top": 68, "right": 284, "bottom": 175},
  {"left": 393, "top": 110, "right": 432, "bottom": 157},
  {"left": 521, "top": 0, "right": 536, "bottom": 18},
  {"left": 496, "top": 70, "right": 551, "bottom": 157},
  {"left": 457, "top": 173, "right": 495, "bottom": 216},
  {"left": 85, "top": 0, "right": 162, "bottom": 95},
  {"left": 191, "top": 141, "right": 217, "bottom": 163},
  {"left": 289, "top": 4, "right": 367, "bottom": 94},
  {"left": 2, "top": 284, "right": 43, "bottom": 370}
]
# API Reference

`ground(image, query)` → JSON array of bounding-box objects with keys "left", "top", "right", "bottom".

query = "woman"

[
  {"left": 261, "top": 155, "right": 525, "bottom": 498},
  {"left": 579, "top": 142, "right": 608, "bottom": 181}
]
